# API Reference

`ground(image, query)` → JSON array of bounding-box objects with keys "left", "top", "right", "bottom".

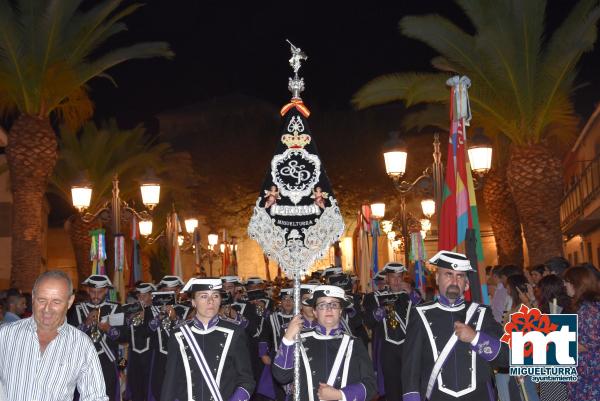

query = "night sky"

[{"left": 91, "top": 1, "right": 600, "bottom": 127}]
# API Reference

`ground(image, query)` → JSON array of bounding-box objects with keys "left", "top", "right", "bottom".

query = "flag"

[
  {"left": 90, "top": 229, "right": 107, "bottom": 275},
  {"left": 167, "top": 212, "right": 183, "bottom": 278},
  {"left": 438, "top": 76, "right": 488, "bottom": 303},
  {"left": 410, "top": 231, "right": 427, "bottom": 294},
  {"left": 112, "top": 234, "right": 126, "bottom": 303},
  {"left": 129, "top": 215, "right": 142, "bottom": 286},
  {"left": 354, "top": 207, "right": 372, "bottom": 293}
]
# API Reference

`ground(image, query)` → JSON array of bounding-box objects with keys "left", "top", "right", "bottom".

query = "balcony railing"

[{"left": 560, "top": 153, "right": 600, "bottom": 232}]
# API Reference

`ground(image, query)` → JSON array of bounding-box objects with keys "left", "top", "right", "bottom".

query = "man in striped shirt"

[{"left": 0, "top": 270, "right": 108, "bottom": 401}]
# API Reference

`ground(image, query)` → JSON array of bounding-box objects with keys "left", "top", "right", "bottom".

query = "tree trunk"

[
  {"left": 507, "top": 144, "right": 563, "bottom": 266},
  {"left": 6, "top": 114, "right": 57, "bottom": 291},
  {"left": 66, "top": 215, "right": 98, "bottom": 285},
  {"left": 482, "top": 167, "right": 524, "bottom": 266}
]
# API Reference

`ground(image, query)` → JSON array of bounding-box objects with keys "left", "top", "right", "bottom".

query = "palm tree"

[
  {"left": 50, "top": 120, "right": 189, "bottom": 282},
  {"left": 0, "top": 0, "right": 173, "bottom": 289},
  {"left": 353, "top": 0, "right": 600, "bottom": 265}
]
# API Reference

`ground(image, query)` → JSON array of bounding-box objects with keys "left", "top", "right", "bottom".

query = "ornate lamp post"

[
  {"left": 382, "top": 130, "right": 492, "bottom": 267},
  {"left": 71, "top": 172, "right": 160, "bottom": 270},
  {"left": 383, "top": 133, "right": 442, "bottom": 267}
]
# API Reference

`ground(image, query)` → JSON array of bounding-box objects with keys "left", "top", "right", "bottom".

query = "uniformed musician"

[
  {"left": 67, "top": 274, "right": 125, "bottom": 401},
  {"left": 401, "top": 251, "right": 509, "bottom": 401},
  {"left": 272, "top": 285, "right": 376, "bottom": 401},
  {"left": 161, "top": 277, "right": 255, "bottom": 401},
  {"left": 327, "top": 273, "right": 369, "bottom": 346},
  {"left": 364, "top": 262, "right": 420, "bottom": 401},
  {"left": 149, "top": 275, "right": 191, "bottom": 401},
  {"left": 123, "top": 282, "right": 155, "bottom": 401}
]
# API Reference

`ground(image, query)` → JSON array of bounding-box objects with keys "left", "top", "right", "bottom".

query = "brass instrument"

[
  {"left": 378, "top": 293, "right": 402, "bottom": 331},
  {"left": 160, "top": 306, "right": 173, "bottom": 331},
  {"left": 131, "top": 303, "right": 145, "bottom": 327},
  {"left": 255, "top": 302, "right": 265, "bottom": 317},
  {"left": 384, "top": 303, "right": 400, "bottom": 330},
  {"left": 89, "top": 307, "right": 102, "bottom": 343}
]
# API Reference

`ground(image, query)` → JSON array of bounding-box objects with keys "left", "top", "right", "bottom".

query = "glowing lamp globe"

[
  {"left": 71, "top": 186, "right": 92, "bottom": 211},
  {"left": 139, "top": 220, "right": 153, "bottom": 236},
  {"left": 421, "top": 199, "right": 436, "bottom": 218},
  {"left": 468, "top": 130, "right": 493, "bottom": 175},
  {"left": 208, "top": 233, "right": 219, "bottom": 247},
  {"left": 184, "top": 217, "right": 199, "bottom": 234},
  {"left": 383, "top": 133, "right": 408, "bottom": 179},
  {"left": 370, "top": 203, "right": 386, "bottom": 219}
]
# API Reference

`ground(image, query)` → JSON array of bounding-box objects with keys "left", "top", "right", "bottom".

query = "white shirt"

[{"left": 0, "top": 317, "right": 107, "bottom": 401}]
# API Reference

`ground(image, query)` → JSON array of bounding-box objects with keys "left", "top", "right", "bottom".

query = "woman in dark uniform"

[
  {"left": 160, "top": 277, "right": 255, "bottom": 401},
  {"left": 272, "top": 285, "right": 376, "bottom": 401}
]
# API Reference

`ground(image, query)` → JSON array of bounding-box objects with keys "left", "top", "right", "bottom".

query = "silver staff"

[
  {"left": 286, "top": 40, "right": 307, "bottom": 401},
  {"left": 293, "top": 272, "right": 301, "bottom": 401}
]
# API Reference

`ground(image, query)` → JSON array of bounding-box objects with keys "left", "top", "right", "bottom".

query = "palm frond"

[
  {"left": 50, "top": 120, "right": 175, "bottom": 210},
  {"left": 353, "top": 73, "right": 448, "bottom": 109},
  {"left": 354, "top": 0, "right": 593, "bottom": 147},
  {"left": 401, "top": 104, "right": 449, "bottom": 132},
  {"left": 0, "top": 0, "right": 173, "bottom": 128},
  {"left": 400, "top": 14, "right": 496, "bottom": 93}
]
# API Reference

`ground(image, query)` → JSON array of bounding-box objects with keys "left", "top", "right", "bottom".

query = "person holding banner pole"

[
  {"left": 160, "top": 278, "right": 255, "bottom": 401},
  {"left": 401, "top": 251, "right": 509, "bottom": 401},
  {"left": 272, "top": 285, "right": 376, "bottom": 401}
]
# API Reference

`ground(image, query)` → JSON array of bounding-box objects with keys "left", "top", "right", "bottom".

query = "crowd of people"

[{"left": 0, "top": 251, "right": 599, "bottom": 401}]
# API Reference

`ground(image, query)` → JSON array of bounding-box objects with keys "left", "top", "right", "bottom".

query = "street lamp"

[
  {"left": 468, "top": 129, "right": 493, "bottom": 176},
  {"left": 71, "top": 173, "right": 161, "bottom": 215},
  {"left": 383, "top": 133, "right": 408, "bottom": 179},
  {"left": 383, "top": 133, "right": 443, "bottom": 268},
  {"left": 207, "top": 233, "right": 220, "bottom": 276},
  {"left": 208, "top": 233, "right": 219, "bottom": 249},
  {"left": 71, "top": 173, "right": 160, "bottom": 270},
  {"left": 71, "top": 174, "right": 93, "bottom": 212},
  {"left": 139, "top": 171, "right": 161, "bottom": 210},
  {"left": 370, "top": 203, "right": 386, "bottom": 219},
  {"left": 421, "top": 198, "right": 436, "bottom": 218},
  {"left": 138, "top": 219, "right": 153, "bottom": 236},
  {"left": 184, "top": 217, "right": 199, "bottom": 234}
]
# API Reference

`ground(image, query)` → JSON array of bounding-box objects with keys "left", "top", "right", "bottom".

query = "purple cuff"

[
  {"left": 347, "top": 307, "right": 357, "bottom": 318},
  {"left": 258, "top": 341, "right": 269, "bottom": 357},
  {"left": 403, "top": 391, "right": 421, "bottom": 401},
  {"left": 273, "top": 340, "right": 294, "bottom": 369},
  {"left": 108, "top": 326, "right": 120, "bottom": 340},
  {"left": 78, "top": 323, "right": 90, "bottom": 332},
  {"left": 227, "top": 386, "right": 251, "bottom": 401},
  {"left": 409, "top": 290, "right": 422, "bottom": 305},
  {"left": 341, "top": 383, "right": 366, "bottom": 401},
  {"left": 470, "top": 331, "right": 501, "bottom": 361},
  {"left": 373, "top": 307, "right": 385, "bottom": 322}
]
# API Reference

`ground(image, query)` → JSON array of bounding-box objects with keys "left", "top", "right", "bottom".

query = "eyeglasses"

[{"left": 315, "top": 302, "right": 341, "bottom": 311}]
